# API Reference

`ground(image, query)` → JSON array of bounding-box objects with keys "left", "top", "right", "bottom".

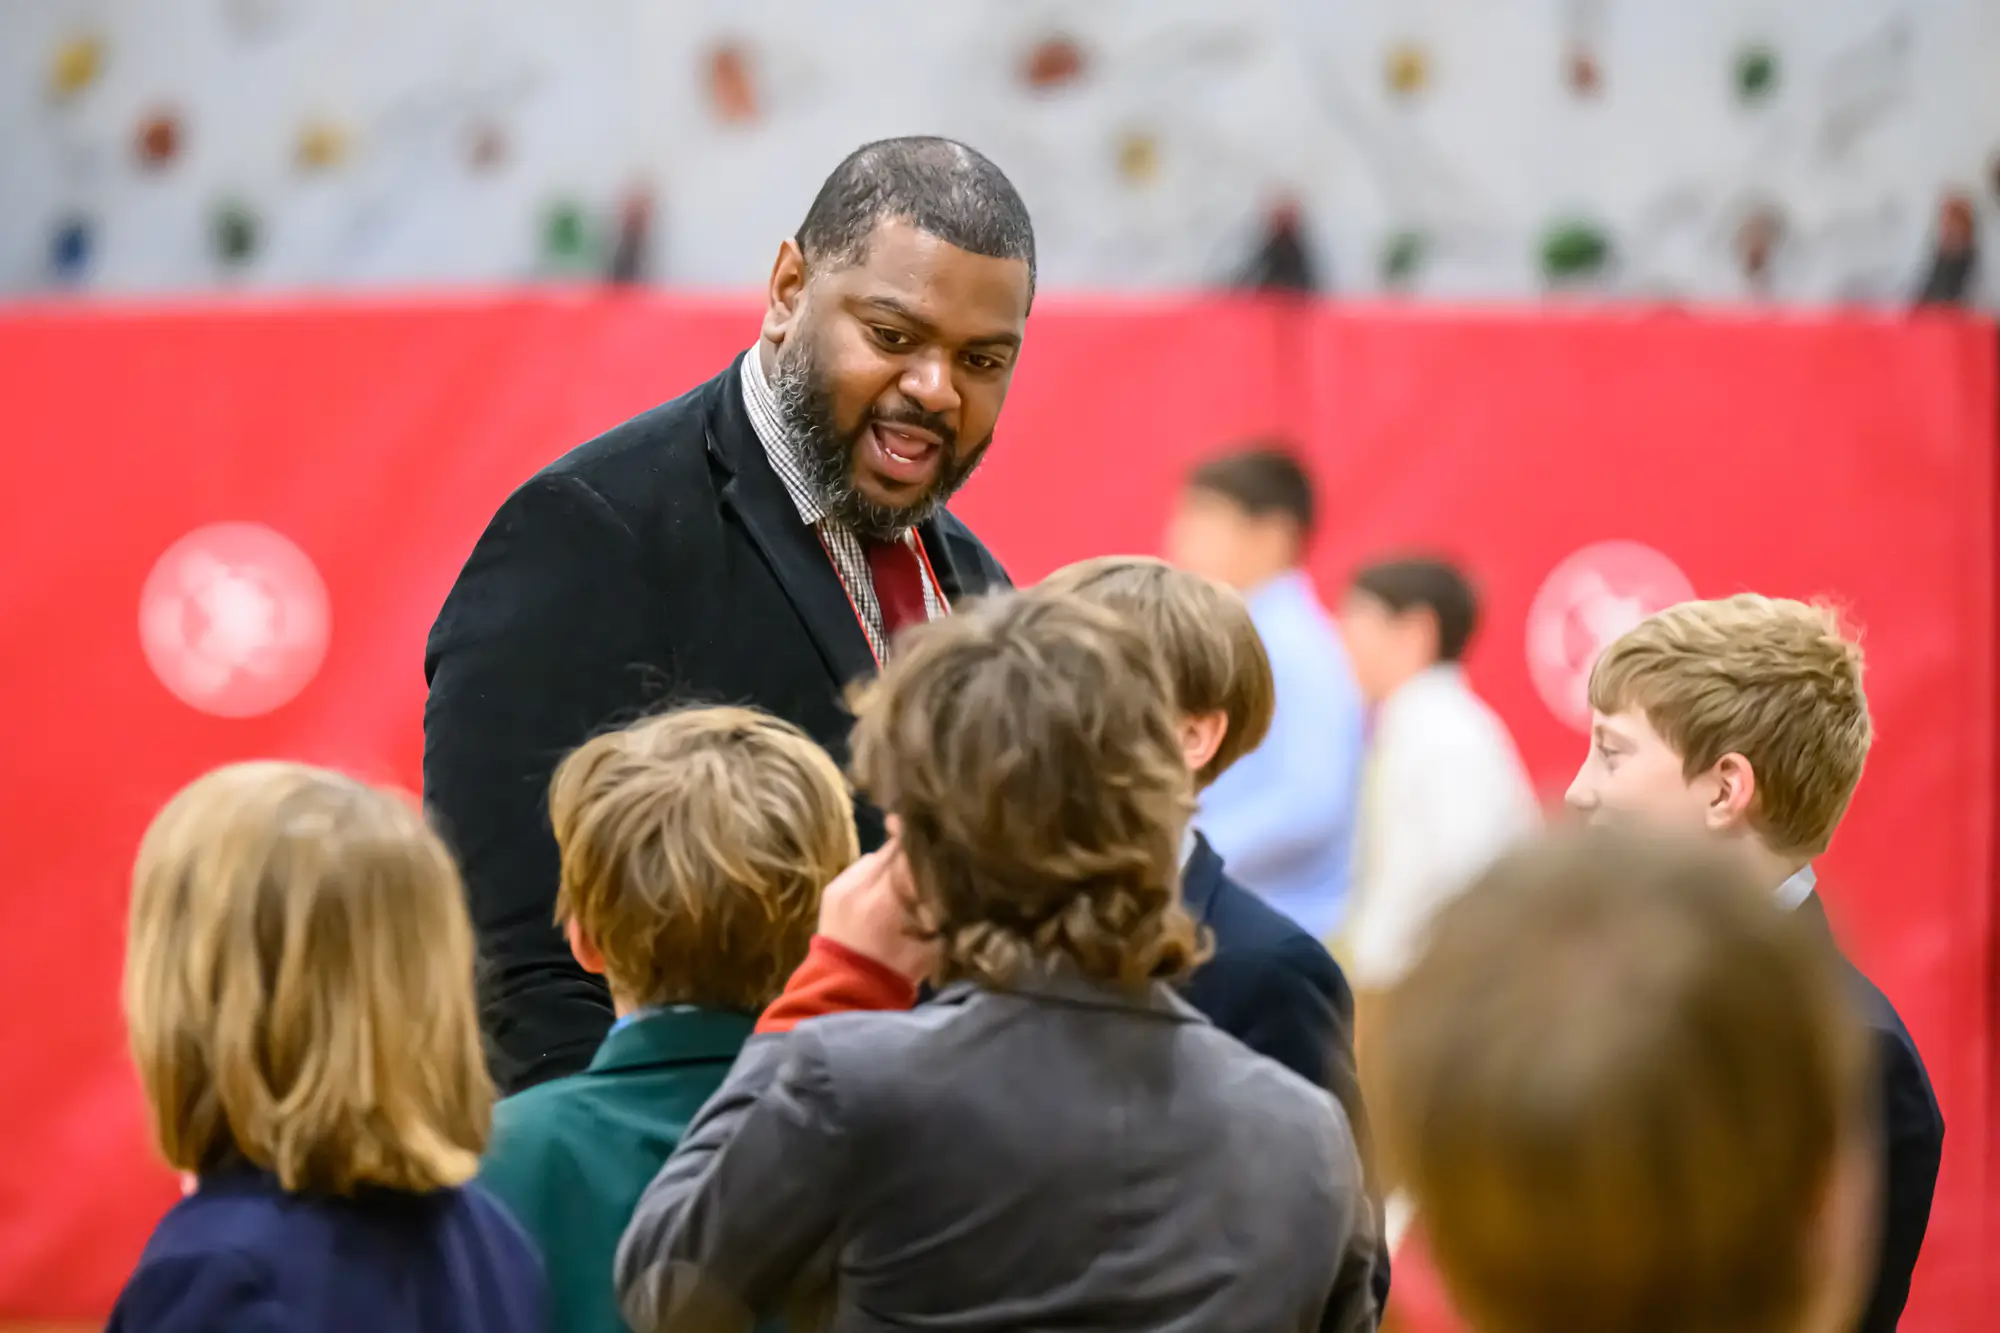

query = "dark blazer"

[
  {"left": 1180, "top": 833, "right": 1362, "bottom": 1124},
  {"left": 107, "top": 1169, "right": 544, "bottom": 1333},
  {"left": 1180, "top": 831, "right": 1388, "bottom": 1310},
  {"left": 480, "top": 1008, "right": 756, "bottom": 1333},
  {"left": 1795, "top": 892, "right": 1944, "bottom": 1333},
  {"left": 616, "top": 974, "right": 1379, "bottom": 1333},
  {"left": 423, "top": 354, "right": 1010, "bottom": 1092}
]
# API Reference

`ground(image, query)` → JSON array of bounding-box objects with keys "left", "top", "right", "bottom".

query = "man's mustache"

[{"left": 864, "top": 405, "right": 957, "bottom": 452}]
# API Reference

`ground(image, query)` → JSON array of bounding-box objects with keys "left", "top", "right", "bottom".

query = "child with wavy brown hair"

[
  {"left": 617, "top": 592, "right": 1378, "bottom": 1333},
  {"left": 112, "top": 762, "right": 543, "bottom": 1333}
]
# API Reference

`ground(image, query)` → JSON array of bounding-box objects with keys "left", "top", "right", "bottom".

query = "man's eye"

[
  {"left": 872, "top": 326, "right": 913, "bottom": 348},
  {"left": 962, "top": 353, "right": 1002, "bottom": 372}
]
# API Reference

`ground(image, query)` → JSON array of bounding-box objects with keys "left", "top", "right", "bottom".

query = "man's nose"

[
  {"left": 899, "top": 350, "right": 961, "bottom": 418},
  {"left": 1563, "top": 771, "right": 1594, "bottom": 813}
]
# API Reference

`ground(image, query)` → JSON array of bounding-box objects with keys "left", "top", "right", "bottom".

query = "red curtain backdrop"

[{"left": 0, "top": 295, "right": 1992, "bottom": 1328}]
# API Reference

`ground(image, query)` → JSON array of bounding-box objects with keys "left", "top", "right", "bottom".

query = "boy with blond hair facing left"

[{"left": 1564, "top": 594, "right": 1942, "bottom": 1333}]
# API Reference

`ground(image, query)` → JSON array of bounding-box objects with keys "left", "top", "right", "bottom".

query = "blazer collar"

[
  {"left": 706, "top": 352, "right": 877, "bottom": 688},
  {"left": 1789, "top": 886, "right": 1840, "bottom": 954},
  {"left": 1180, "top": 830, "right": 1226, "bottom": 924},
  {"left": 586, "top": 1006, "right": 756, "bottom": 1076},
  {"left": 933, "top": 968, "right": 1209, "bottom": 1025}
]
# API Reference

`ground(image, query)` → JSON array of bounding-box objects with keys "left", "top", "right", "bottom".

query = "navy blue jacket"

[
  {"left": 1179, "top": 831, "right": 1388, "bottom": 1307},
  {"left": 1797, "top": 893, "right": 1944, "bottom": 1333},
  {"left": 108, "top": 1169, "right": 545, "bottom": 1333}
]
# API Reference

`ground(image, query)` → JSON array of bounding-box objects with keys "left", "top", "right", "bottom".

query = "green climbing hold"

[
  {"left": 1381, "top": 230, "right": 1426, "bottom": 286},
  {"left": 1735, "top": 45, "right": 1779, "bottom": 103},
  {"left": 541, "top": 199, "right": 601, "bottom": 276},
  {"left": 212, "top": 200, "right": 259, "bottom": 266},
  {"left": 544, "top": 202, "right": 588, "bottom": 255},
  {"left": 1540, "top": 221, "right": 1611, "bottom": 283}
]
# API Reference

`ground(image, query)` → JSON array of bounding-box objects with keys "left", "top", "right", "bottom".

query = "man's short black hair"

[
  {"left": 1185, "top": 444, "right": 1317, "bottom": 540},
  {"left": 1351, "top": 557, "right": 1481, "bottom": 663},
  {"left": 796, "top": 137, "right": 1036, "bottom": 301}
]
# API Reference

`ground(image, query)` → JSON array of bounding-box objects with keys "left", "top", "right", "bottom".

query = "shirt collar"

[
  {"left": 1243, "top": 567, "right": 1315, "bottom": 616},
  {"left": 1774, "top": 863, "right": 1816, "bottom": 911},
  {"left": 1378, "top": 662, "right": 1466, "bottom": 724},
  {"left": 739, "top": 344, "right": 829, "bottom": 526},
  {"left": 590, "top": 1005, "right": 757, "bottom": 1075}
]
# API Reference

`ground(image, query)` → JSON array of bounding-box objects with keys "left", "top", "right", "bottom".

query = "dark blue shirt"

[{"left": 108, "top": 1168, "right": 545, "bottom": 1333}]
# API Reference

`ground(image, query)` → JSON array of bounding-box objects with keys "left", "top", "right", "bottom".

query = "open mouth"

[{"left": 864, "top": 422, "right": 943, "bottom": 488}]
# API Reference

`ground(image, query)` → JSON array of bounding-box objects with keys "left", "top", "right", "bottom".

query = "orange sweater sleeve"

[{"left": 755, "top": 936, "right": 919, "bottom": 1035}]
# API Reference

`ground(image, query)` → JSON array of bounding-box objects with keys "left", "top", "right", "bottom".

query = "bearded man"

[{"left": 424, "top": 138, "right": 1028, "bottom": 1092}]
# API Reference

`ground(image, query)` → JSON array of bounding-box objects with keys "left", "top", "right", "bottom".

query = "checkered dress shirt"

[{"left": 739, "top": 348, "right": 945, "bottom": 662}]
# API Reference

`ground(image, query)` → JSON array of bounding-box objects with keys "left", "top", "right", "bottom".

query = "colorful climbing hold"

[
  {"left": 49, "top": 34, "right": 105, "bottom": 100},
  {"left": 1022, "top": 35, "right": 1087, "bottom": 92},
  {"left": 49, "top": 215, "right": 94, "bottom": 281},
  {"left": 136, "top": 110, "right": 183, "bottom": 168},
  {"left": 1540, "top": 220, "right": 1612, "bottom": 283},
  {"left": 1734, "top": 44, "right": 1779, "bottom": 103},
  {"left": 212, "top": 199, "right": 261, "bottom": 266},
  {"left": 1386, "top": 43, "right": 1431, "bottom": 99},
  {"left": 1381, "top": 230, "right": 1426, "bottom": 287},
  {"left": 295, "top": 120, "right": 352, "bottom": 172}
]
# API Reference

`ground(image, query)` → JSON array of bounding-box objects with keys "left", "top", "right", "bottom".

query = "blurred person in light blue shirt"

[{"left": 1165, "top": 445, "right": 1365, "bottom": 941}]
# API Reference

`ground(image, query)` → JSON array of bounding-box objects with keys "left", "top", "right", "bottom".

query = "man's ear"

[
  {"left": 565, "top": 917, "right": 607, "bottom": 976},
  {"left": 1704, "top": 752, "right": 1758, "bottom": 832},
  {"left": 1179, "top": 711, "right": 1230, "bottom": 777},
  {"left": 762, "top": 238, "right": 808, "bottom": 345}
]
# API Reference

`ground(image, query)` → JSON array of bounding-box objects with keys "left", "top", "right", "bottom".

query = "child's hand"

[{"left": 817, "top": 834, "right": 936, "bottom": 981}]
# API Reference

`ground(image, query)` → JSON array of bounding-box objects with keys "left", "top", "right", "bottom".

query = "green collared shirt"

[{"left": 480, "top": 1007, "right": 757, "bottom": 1333}]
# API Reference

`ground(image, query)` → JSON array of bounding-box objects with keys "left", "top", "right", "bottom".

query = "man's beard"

[{"left": 769, "top": 333, "right": 988, "bottom": 542}]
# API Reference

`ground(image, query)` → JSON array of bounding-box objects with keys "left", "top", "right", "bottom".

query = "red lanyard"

[{"left": 817, "top": 528, "right": 952, "bottom": 669}]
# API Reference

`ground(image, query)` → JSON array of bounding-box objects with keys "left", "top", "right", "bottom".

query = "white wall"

[{"left": 3, "top": 0, "right": 1996, "bottom": 303}]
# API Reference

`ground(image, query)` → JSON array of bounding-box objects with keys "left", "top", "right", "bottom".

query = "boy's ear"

[
  {"left": 1179, "top": 711, "right": 1230, "bottom": 777},
  {"left": 1704, "top": 752, "right": 1759, "bottom": 832},
  {"left": 565, "top": 918, "right": 607, "bottom": 976}
]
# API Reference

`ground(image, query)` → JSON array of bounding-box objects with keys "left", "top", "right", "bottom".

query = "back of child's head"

[
  {"left": 847, "top": 590, "right": 1203, "bottom": 990},
  {"left": 550, "top": 706, "right": 857, "bottom": 1012},
  {"left": 1185, "top": 445, "right": 1318, "bottom": 539},
  {"left": 1590, "top": 595, "right": 1871, "bottom": 856},
  {"left": 1038, "top": 555, "right": 1274, "bottom": 788},
  {"left": 1373, "top": 825, "right": 1872, "bottom": 1333},
  {"left": 1347, "top": 556, "right": 1480, "bottom": 663},
  {"left": 125, "top": 762, "right": 491, "bottom": 1195}
]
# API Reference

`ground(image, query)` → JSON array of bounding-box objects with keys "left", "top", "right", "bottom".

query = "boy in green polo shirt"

[{"left": 479, "top": 705, "right": 857, "bottom": 1333}]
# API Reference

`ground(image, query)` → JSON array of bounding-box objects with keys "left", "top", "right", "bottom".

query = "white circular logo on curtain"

[
  {"left": 140, "top": 523, "right": 331, "bottom": 718},
  {"left": 1526, "top": 541, "right": 1694, "bottom": 732}
]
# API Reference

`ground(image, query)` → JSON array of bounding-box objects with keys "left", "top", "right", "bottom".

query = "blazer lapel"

[
  {"left": 707, "top": 356, "right": 878, "bottom": 688},
  {"left": 915, "top": 514, "right": 969, "bottom": 604},
  {"left": 1790, "top": 888, "right": 1844, "bottom": 956}
]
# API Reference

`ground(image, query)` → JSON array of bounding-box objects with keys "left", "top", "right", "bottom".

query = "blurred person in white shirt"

[{"left": 1338, "top": 557, "right": 1537, "bottom": 1030}]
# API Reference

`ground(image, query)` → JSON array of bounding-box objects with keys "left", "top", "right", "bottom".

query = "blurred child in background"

[
  {"left": 1165, "top": 444, "right": 1365, "bottom": 940},
  {"left": 1338, "top": 556, "right": 1536, "bottom": 1033},
  {"left": 113, "top": 763, "right": 543, "bottom": 1333}
]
